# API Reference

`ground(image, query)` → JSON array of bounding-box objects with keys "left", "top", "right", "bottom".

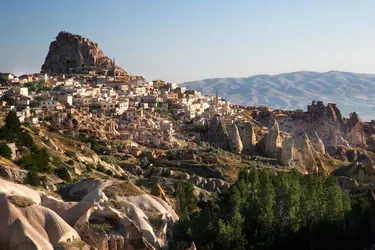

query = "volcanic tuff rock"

[
  {"left": 41, "top": 31, "right": 142, "bottom": 80},
  {"left": 229, "top": 124, "right": 243, "bottom": 154}
]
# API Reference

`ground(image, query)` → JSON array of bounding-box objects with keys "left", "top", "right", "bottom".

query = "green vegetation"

[
  {"left": 64, "top": 150, "right": 77, "bottom": 159},
  {"left": 89, "top": 222, "right": 112, "bottom": 232},
  {"left": 24, "top": 80, "right": 51, "bottom": 92},
  {"left": 106, "top": 169, "right": 114, "bottom": 176},
  {"left": 173, "top": 168, "right": 370, "bottom": 250},
  {"left": 18, "top": 147, "right": 52, "bottom": 173},
  {"left": 54, "top": 167, "right": 71, "bottom": 182},
  {"left": 65, "top": 159, "right": 74, "bottom": 165},
  {"left": 0, "top": 111, "right": 34, "bottom": 148},
  {"left": 55, "top": 239, "right": 86, "bottom": 250},
  {"left": 77, "top": 134, "right": 101, "bottom": 153},
  {"left": 176, "top": 182, "right": 198, "bottom": 220},
  {"left": 17, "top": 131, "right": 34, "bottom": 148},
  {"left": 96, "top": 164, "right": 106, "bottom": 173},
  {"left": 85, "top": 163, "right": 94, "bottom": 172},
  {"left": 0, "top": 142, "right": 12, "bottom": 159},
  {"left": 8, "top": 195, "right": 35, "bottom": 208},
  {"left": 23, "top": 171, "right": 42, "bottom": 186}
]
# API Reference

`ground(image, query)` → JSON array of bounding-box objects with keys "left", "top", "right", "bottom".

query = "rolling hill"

[{"left": 182, "top": 71, "right": 375, "bottom": 121}]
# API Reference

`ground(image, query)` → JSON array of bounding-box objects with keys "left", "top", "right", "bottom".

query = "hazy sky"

[{"left": 1, "top": 0, "right": 375, "bottom": 82}]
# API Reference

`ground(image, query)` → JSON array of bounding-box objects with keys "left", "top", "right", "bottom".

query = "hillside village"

[{"left": 1, "top": 32, "right": 375, "bottom": 250}]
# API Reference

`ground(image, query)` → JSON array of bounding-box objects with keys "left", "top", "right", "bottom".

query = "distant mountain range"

[{"left": 182, "top": 71, "right": 375, "bottom": 121}]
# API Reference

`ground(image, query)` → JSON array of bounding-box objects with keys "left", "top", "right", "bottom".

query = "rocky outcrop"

[
  {"left": 41, "top": 31, "right": 142, "bottom": 81},
  {"left": 294, "top": 130, "right": 318, "bottom": 173},
  {"left": 229, "top": 124, "right": 243, "bottom": 154},
  {"left": 346, "top": 112, "right": 366, "bottom": 147},
  {"left": 0, "top": 165, "right": 27, "bottom": 183},
  {"left": 242, "top": 123, "right": 256, "bottom": 154},
  {"left": 264, "top": 119, "right": 282, "bottom": 158},
  {"left": 151, "top": 183, "right": 170, "bottom": 204},
  {"left": 310, "top": 130, "right": 325, "bottom": 154},
  {"left": 280, "top": 137, "right": 296, "bottom": 166},
  {"left": 207, "top": 115, "right": 229, "bottom": 149}
]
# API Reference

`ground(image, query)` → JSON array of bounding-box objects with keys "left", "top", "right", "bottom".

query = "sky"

[{"left": 1, "top": 0, "right": 375, "bottom": 82}]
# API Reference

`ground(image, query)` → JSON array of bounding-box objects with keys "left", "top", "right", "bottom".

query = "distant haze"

[
  {"left": 182, "top": 71, "right": 375, "bottom": 121},
  {"left": 1, "top": 1, "right": 375, "bottom": 82}
]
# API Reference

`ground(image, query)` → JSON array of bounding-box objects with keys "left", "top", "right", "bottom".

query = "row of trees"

[{"left": 173, "top": 168, "right": 371, "bottom": 250}]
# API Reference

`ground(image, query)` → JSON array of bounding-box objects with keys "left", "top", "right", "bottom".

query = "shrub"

[
  {"left": 54, "top": 167, "right": 71, "bottom": 182},
  {"left": 0, "top": 142, "right": 12, "bottom": 159},
  {"left": 24, "top": 171, "right": 41, "bottom": 186},
  {"left": 64, "top": 150, "right": 76, "bottom": 159},
  {"left": 90, "top": 223, "right": 112, "bottom": 232},
  {"left": 86, "top": 164, "right": 94, "bottom": 172},
  {"left": 106, "top": 169, "right": 114, "bottom": 176},
  {"left": 5, "top": 110, "right": 21, "bottom": 134},
  {"left": 18, "top": 147, "right": 52, "bottom": 173},
  {"left": 17, "top": 131, "right": 34, "bottom": 148},
  {"left": 167, "top": 150, "right": 177, "bottom": 160},
  {"left": 65, "top": 159, "right": 74, "bottom": 165},
  {"left": 96, "top": 164, "right": 106, "bottom": 173}
]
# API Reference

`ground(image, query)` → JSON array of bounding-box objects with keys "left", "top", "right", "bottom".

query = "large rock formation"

[
  {"left": 280, "top": 137, "right": 296, "bottom": 167},
  {"left": 242, "top": 123, "right": 256, "bottom": 154},
  {"left": 310, "top": 129, "right": 326, "bottom": 154},
  {"left": 229, "top": 124, "right": 243, "bottom": 154},
  {"left": 264, "top": 119, "right": 282, "bottom": 158},
  {"left": 346, "top": 112, "right": 366, "bottom": 147},
  {"left": 207, "top": 115, "right": 229, "bottom": 149},
  {"left": 41, "top": 31, "right": 141, "bottom": 80}
]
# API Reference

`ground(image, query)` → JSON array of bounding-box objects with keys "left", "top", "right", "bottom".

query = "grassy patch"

[
  {"left": 8, "top": 195, "right": 35, "bottom": 208},
  {"left": 55, "top": 239, "right": 86, "bottom": 250},
  {"left": 64, "top": 150, "right": 77, "bottom": 159},
  {"left": 90, "top": 222, "right": 112, "bottom": 232},
  {"left": 104, "top": 181, "right": 144, "bottom": 198}
]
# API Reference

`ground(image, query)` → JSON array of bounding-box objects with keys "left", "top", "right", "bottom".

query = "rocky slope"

[
  {"left": 182, "top": 71, "right": 375, "bottom": 121},
  {"left": 0, "top": 177, "right": 179, "bottom": 250}
]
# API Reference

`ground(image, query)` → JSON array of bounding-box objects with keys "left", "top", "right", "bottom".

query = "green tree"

[
  {"left": 17, "top": 131, "right": 34, "bottom": 148},
  {"left": 176, "top": 181, "right": 198, "bottom": 220},
  {"left": 18, "top": 147, "right": 52, "bottom": 173},
  {"left": 23, "top": 171, "right": 41, "bottom": 186},
  {"left": 5, "top": 110, "right": 21, "bottom": 134},
  {"left": 0, "top": 142, "right": 12, "bottom": 159},
  {"left": 55, "top": 167, "right": 71, "bottom": 182}
]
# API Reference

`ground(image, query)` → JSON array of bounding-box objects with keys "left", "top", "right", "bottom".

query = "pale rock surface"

[
  {"left": 310, "top": 130, "right": 326, "bottom": 154},
  {"left": 242, "top": 123, "right": 256, "bottom": 154},
  {"left": 207, "top": 115, "right": 229, "bottom": 149},
  {"left": 264, "top": 119, "right": 282, "bottom": 158},
  {"left": 122, "top": 194, "right": 179, "bottom": 222},
  {"left": 0, "top": 178, "right": 41, "bottom": 203},
  {"left": 346, "top": 112, "right": 366, "bottom": 147},
  {"left": 0, "top": 165, "right": 27, "bottom": 183},
  {"left": 0, "top": 195, "right": 81, "bottom": 250},
  {"left": 294, "top": 130, "right": 318, "bottom": 173},
  {"left": 229, "top": 124, "right": 243, "bottom": 154},
  {"left": 280, "top": 137, "right": 296, "bottom": 167}
]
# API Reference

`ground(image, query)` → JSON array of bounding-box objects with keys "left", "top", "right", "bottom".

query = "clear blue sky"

[{"left": 1, "top": 0, "right": 375, "bottom": 82}]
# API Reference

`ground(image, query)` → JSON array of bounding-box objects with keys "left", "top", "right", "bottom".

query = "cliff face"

[{"left": 41, "top": 31, "right": 141, "bottom": 80}]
